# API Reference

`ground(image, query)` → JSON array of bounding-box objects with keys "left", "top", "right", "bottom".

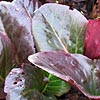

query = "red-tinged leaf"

[
  {"left": 0, "top": 0, "right": 35, "bottom": 63},
  {"left": 84, "top": 19, "right": 100, "bottom": 59},
  {"left": 28, "top": 51, "right": 100, "bottom": 100}
]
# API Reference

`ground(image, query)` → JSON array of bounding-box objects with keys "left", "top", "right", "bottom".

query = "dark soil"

[
  {"left": 57, "top": 87, "right": 90, "bottom": 100},
  {"left": 0, "top": 87, "right": 90, "bottom": 100}
]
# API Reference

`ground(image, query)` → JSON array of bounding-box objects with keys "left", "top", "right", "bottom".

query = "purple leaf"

[
  {"left": 28, "top": 51, "right": 100, "bottom": 100},
  {"left": 0, "top": 0, "right": 35, "bottom": 63}
]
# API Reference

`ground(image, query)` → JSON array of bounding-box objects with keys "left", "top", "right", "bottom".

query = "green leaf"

[
  {"left": 43, "top": 74, "right": 70, "bottom": 96},
  {"left": 23, "top": 63, "right": 45, "bottom": 92},
  {"left": 32, "top": 3, "right": 88, "bottom": 53},
  {"left": 22, "top": 63, "right": 55, "bottom": 100}
]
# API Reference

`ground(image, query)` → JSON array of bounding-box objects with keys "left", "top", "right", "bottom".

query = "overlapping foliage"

[
  {"left": 0, "top": 0, "right": 100, "bottom": 100},
  {"left": 29, "top": 2, "right": 100, "bottom": 100},
  {"left": 0, "top": 0, "right": 71, "bottom": 100}
]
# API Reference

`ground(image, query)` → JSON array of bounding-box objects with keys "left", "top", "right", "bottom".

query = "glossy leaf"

[
  {"left": 32, "top": 3, "right": 88, "bottom": 53},
  {"left": 84, "top": 19, "right": 100, "bottom": 59},
  {"left": 0, "top": 0, "right": 35, "bottom": 63},
  {"left": 28, "top": 51, "right": 100, "bottom": 100}
]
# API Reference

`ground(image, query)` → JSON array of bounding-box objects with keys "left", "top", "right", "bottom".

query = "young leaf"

[
  {"left": 43, "top": 74, "right": 70, "bottom": 96},
  {"left": 0, "top": 0, "right": 35, "bottom": 63},
  {"left": 32, "top": 3, "right": 88, "bottom": 53},
  {"left": 28, "top": 51, "right": 100, "bottom": 100},
  {"left": 84, "top": 19, "right": 100, "bottom": 59}
]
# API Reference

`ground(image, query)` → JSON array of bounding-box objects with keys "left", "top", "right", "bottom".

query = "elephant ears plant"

[{"left": 0, "top": 0, "right": 100, "bottom": 100}]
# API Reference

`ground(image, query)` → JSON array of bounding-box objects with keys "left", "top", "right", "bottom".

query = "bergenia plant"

[
  {"left": 28, "top": 3, "right": 100, "bottom": 100},
  {"left": 2, "top": 0, "right": 100, "bottom": 99},
  {"left": 1, "top": 0, "right": 70, "bottom": 100}
]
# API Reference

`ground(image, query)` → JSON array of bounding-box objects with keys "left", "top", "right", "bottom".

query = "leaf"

[
  {"left": 22, "top": 63, "right": 55, "bottom": 100},
  {"left": 23, "top": 63, "right": 45, "bottom": 92},
  {"left": 12, "top": 0, "right": 35, "bottom": 17},
  {"left": 84, "top": 19, "right": 100, "bottom": 59},
  {"left": 43, "top": 73, "right": 70, "bottom": 96},
  {"left": 0, "top": 34, "right": 13, "bottom": 98},
  {"left": 0, "top": 18, "right": 14, "bottom": 99},
  {"left": 4, "top": 68, "right": 27, "bottom": 100},
  {"left": 28, "top": 51, "right": 100, "bottom": 100},
  {"left": 0, "top": 0, "right": 35, "bottom": 63},
  {"left": 32, "top": 3, "right": 88, "bottom": 53}
]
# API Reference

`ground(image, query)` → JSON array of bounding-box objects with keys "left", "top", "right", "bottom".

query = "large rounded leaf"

[
  {"left": 32, "top": 3, "right": 88, "bottom": 53},
  {"left": 28, "top": 51, "right": 100, "bottom": 100},
  {"left": 84, "top": 19, "right": 100, "bottom": 59}
]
